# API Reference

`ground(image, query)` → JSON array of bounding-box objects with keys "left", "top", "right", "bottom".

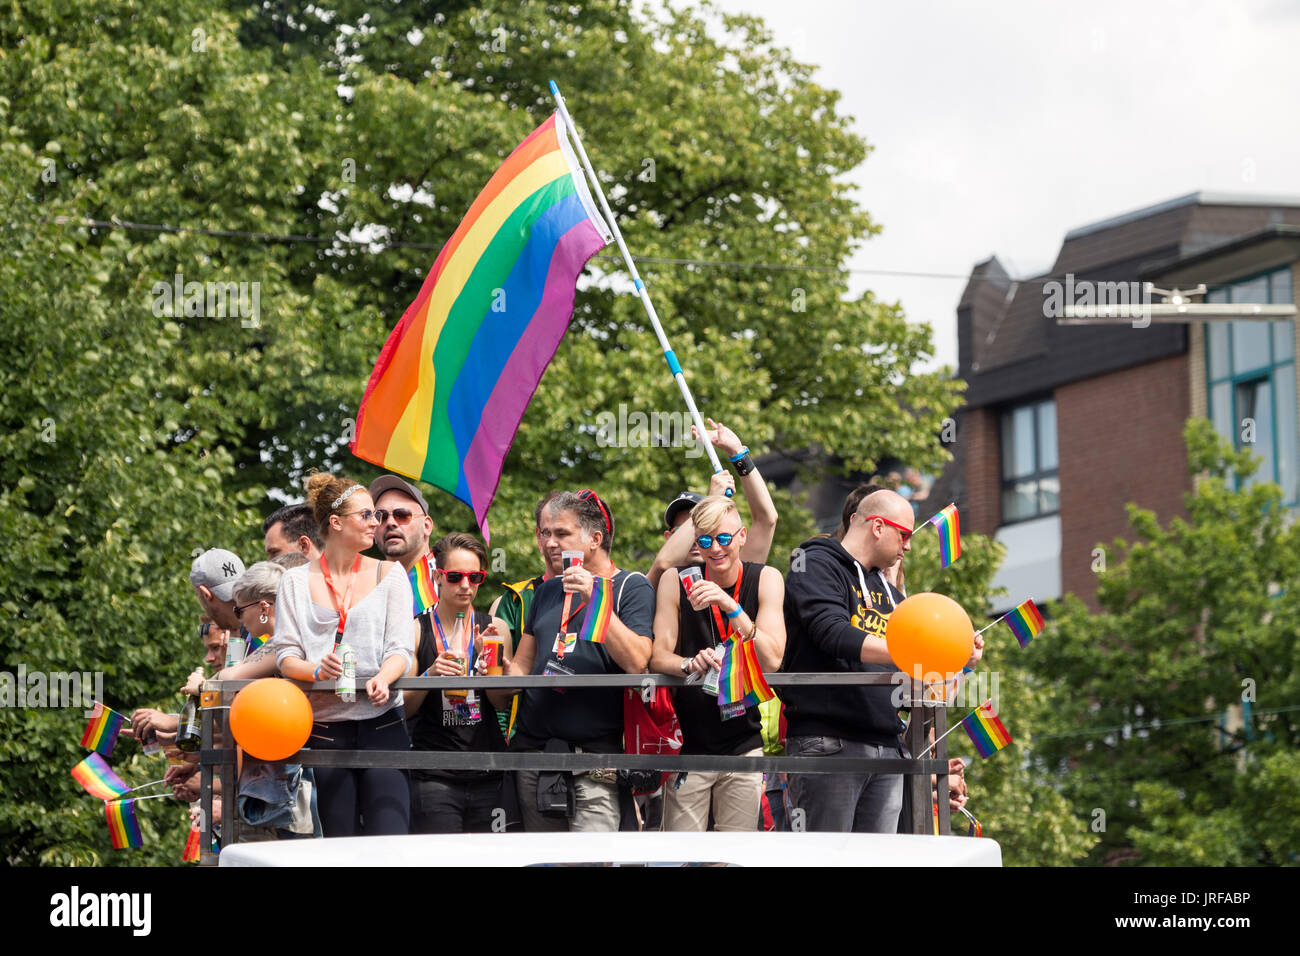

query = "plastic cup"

[{"left": 678, "top": 566, "right": 703, "bottom": 594}]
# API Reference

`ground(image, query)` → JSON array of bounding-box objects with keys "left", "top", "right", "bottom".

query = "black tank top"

[
  {"left": 673, "top": 561, "right": 765, "bottom": 756},
  {"left": 412, "top": 608, "right": 503, "bottom": 779}
]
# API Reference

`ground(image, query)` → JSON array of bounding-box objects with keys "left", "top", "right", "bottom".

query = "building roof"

[{"left": 958, "top": 194, "right": 1300, "bottom": 409}]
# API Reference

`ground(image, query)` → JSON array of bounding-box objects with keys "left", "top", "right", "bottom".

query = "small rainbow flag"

[
  {"left": 350, "top": 111, "right": 613, "bottom": 538},
  {"left": 410, "top": 552, "right": 438, "bottom": 617},
  {"left": 959, "top": 806, "right": 982, "bottom": 837},
  {"left": 71, "top": 753, "right": 129, "bottom": 800},
  {"left": 1003, "top": 598, "right": 1044, "bottom": 649},
  {"left": 926, "top": 503, "right": 961, "bottom": 567},
  {"left": 246, "top": 631, "right": 268, "bottom": 652},
  {"left": 182, "top": 825, "right": 202, "bottom": 863},
  {"left": 104, "top": 799, "right": 143, "bottom": 849},
  {"left": 80, "top": 702, "right": 126, "bottom": 757},
  {"left": 960, "top": 701, "right": 1013, "bottom": 758},
  {"left": 577, "top": 576, "right": 613, "bottom": 644},
  {"left": 718, "top": 635, "right": 775, "bottom": 709}
]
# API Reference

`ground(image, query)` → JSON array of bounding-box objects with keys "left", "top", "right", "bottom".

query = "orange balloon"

[
  {"left": 228, "top": 678, "right": 313, "bottom": 761},
  {"left": 885, "top": 592, "right": 974, "bottom": 680}
]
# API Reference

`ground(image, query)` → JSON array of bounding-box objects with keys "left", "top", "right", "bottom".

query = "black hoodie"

[{"left": 780, "top": 536, "right": 905, "bottom": 746}]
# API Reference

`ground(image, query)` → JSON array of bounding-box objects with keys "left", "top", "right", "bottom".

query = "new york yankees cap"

[{"left": 190, "top": 548, "right": 246, "bottom": 603}]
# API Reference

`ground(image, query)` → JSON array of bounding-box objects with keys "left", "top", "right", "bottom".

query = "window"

[
  {"left": 1204, "top": 267, "right": 1297, "bottom": 505},
  {"left": 1000, "top": 397, "right": 1059, "bottom": 522}
]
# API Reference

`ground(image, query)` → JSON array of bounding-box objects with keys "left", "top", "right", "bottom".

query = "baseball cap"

[
  {"left": 368, "top": 474, "right": 430, "bottom": 514},
  {"left": 664, "top": 492, "right": 704, "bottom": 530},
  {"left": 190, "top": 549, "right": 246, "bottom": 603}
]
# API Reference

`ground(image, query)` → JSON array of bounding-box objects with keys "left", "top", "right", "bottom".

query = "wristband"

[
  {"left": 728, "top": 447, "right": 750, "bottom": 463},
  {"left": 726, "top": 605, "right": 743, "bottom": 620},
  {"left": 733, "top": 453, "right": 756, "bottom": 477}
]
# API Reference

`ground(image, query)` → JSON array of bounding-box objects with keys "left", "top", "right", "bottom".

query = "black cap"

[
  {"left": 664, "top": 492, "right": 704, "bottom": 530},
  {"left": 368, "top": 474, "right": 430, "bottom": 514}
]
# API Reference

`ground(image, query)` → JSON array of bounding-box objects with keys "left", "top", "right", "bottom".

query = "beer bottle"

[{"left": 176, "top": 695, "right": 202, "bottom": 752}]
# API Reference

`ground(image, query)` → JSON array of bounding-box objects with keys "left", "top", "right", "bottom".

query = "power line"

[
  {"left": 45, "top": 214, "right": 1032, "bottom": 284},
  {"left": 1034, "top": 702, "right": 1300, "bottom": 742}
]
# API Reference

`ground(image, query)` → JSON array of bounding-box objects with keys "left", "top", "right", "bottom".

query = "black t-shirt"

[
  {"left": 672, "top": 561, "right": 765, "bottom": 756},
  {"left": 513, "top": 569, "right": 655, "bottom": 754},
  {"left": 412, "top": 608, "right": 504, "bottom": 780}
]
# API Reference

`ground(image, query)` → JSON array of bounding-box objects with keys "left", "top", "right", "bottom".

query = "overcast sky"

[{"left": 707, "top": 0, "right": 1300, "bottom": 370}]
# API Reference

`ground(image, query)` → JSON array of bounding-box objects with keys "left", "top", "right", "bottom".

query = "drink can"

[
  {"left": 142, "top": 726, "right": 162, "bottom": 756},
  {"left": 336, "top": 642, "right": 357, "bottom": 702},
  {"left": 702, "top": 661, "right": 721, "bottom": 696},
  {"left": 224, "top": 635, "right": 246, "bottom": 669},
  {"left": 678, "top": 566, "right": 703, "bottom": 594}
]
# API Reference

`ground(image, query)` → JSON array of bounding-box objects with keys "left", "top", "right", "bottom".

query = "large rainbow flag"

[{"left": 351, "top": 111, "right": 612, "bottom": 537}]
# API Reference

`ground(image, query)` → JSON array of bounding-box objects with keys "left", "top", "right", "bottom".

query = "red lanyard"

[
  {"left": 320, "top": 554, "right": 361, "bottom": 643},
  {"left": 703, "top": 562, "right": 744, "bottom": 646}
]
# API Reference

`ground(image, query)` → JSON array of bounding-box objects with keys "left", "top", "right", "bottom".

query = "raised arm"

[{"left": 696, "top": 418, "right": 778, "bottom": 564}]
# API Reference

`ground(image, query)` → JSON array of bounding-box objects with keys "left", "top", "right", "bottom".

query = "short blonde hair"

[{"left": 689, "top": 495, "right": 741, "bottom": 536}]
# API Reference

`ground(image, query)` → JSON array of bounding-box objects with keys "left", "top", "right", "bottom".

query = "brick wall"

[
  {"left": 1056, "top": 354, "right": 1192, "bottom": 608},
  {"left": 961, "top": 406, "right": 1002, "bottom": 535}
]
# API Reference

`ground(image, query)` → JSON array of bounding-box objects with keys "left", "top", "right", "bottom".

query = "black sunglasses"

[
  {"left": 439, "top": 570, "right": 486, "bottom": 585},
  {"left": 233, "top": 601, "right": 263, "bottom": 617}
]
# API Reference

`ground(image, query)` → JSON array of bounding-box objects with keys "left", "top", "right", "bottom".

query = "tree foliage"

[{"left": 1, "top": 0, "right": 964, "bottom": 863}]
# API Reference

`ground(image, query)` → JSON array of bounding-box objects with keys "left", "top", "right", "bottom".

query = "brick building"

[{"left": 946, "top": 192, "right": 1300, "bottom": 613}]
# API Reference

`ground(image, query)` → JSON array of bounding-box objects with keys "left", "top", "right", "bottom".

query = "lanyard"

[
  {"left": 320, "top": 554, "right": 361, "bottom": 644},
  {"left": 854, "top": 561, "right": 897, "bottom": 613},
  {"left": 703, "top": 562, "right": 744, "bottom": 647}
]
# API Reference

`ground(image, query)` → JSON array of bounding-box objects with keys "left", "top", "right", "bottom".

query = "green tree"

[
  {"left": 1029, "top": 419, "right": 1300, "bottom": 865},
  {"left": 2, "top": 0, "right": 969, "bottom": 863}
]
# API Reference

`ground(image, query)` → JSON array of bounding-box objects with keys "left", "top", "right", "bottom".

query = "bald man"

[{"left": 780, "top": 489, "right": 980, "bottom": 832}]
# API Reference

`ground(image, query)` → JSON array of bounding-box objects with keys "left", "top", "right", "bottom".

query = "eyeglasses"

[
  {"left": 374, "top": 507, "right": 423, "bottom": 526},
  {"left": 199, "top": 621, "right": 212, "bottom": 638},
  {"left": 233, "top": 601, "right": 263, "bottom": 617},
  {"left": 695, "top": 528, "right": 743, "bottom": 550},
  {"left": 338, "top": 509, "right": 380, "bottom": 524},
  {"left": 862, "top": 515, "right": 914, "bottom": 542},
  {"left": 439, "top": 570, "right": 487, "bottom": 585}
]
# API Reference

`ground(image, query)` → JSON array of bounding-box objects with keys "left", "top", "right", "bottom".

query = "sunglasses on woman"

[
  {"left": 695, "top": 529, "right": 742, "bottom": 549},
  {"left": 439, "top": 570, "right": 487, "bottom": 585}
]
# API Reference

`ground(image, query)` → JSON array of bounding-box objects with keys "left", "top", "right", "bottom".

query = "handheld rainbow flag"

[
  {"left": 1002, "top": 598, "right": 1044, "bottom": 649},
  {"left": 959, "top": 805, "right": 982, "bottom": 837},
  {"left": 576, "top": 575, "right": 613, "bottom": 643},
  {"left": 182, "top": 825, "right": 202, "bottom": 863},
  {"left": 926, "top": 503, "right": 961, "bottom": 567},
  {"left": 80, "top": 702, "right": 126, "bottom": 757},
  {"left": 104, "top": 799, "right": 143, "bottom": 849},
  {"left": 71, "top": 753, "right": 129, "bottom": 801},
  {"left": 960, "top": 701, "right": 1013, "bottom": 758},
  {"left": 351, "top": 111, "right": 612, "bottom": 538},
  {"left": 410, "top": 552, "right": 438, "bottom": 617},
  {"left": 718, "top": 635, "right": 775, "bottom": 708},
  {"left": 246, "top": 632, "right": 268, "bottom": 652}
]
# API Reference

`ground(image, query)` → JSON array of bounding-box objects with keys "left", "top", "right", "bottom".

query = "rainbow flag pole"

[{"left": 549, "top": 82, "right": 730, "bottom": 494}]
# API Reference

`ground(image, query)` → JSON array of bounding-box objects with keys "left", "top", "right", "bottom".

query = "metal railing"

[{"left": 197, "top": 672, "right": 954, "bottom": 863}]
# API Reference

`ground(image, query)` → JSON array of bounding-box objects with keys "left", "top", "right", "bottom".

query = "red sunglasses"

[
  {"left": 861, "top": 514, "right": 914, "bottom": 542},
  {"left": 438, "top": 570, "right": 486, "bottom": 585}
]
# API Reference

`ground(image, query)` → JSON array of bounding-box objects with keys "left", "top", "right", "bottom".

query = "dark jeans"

[
  {"left": 410, "top": 775, "right": 503, "bottom": 834},
  {"left": 787, "top": 735, "right": 904, "bottom": 833},
  {"left": 310, "top": 711, "right": 411, "bottom": 837}
]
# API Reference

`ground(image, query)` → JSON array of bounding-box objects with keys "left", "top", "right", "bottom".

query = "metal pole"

[{"left": 549, "top": 81, "right": 730, "bottom": 490}]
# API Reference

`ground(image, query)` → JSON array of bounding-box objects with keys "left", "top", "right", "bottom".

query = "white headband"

[{"left": 331, "top": 485, "right": 363, "bottom": 510}]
